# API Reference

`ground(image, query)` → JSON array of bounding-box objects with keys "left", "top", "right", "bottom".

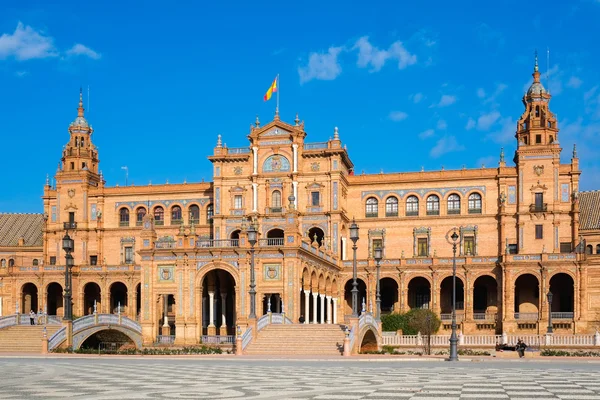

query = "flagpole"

[{"left": 276, "top": 74, "right": 280, "bottom": 115}]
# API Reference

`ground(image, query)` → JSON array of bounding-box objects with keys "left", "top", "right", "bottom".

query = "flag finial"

[
  {"left": 216, "top": 134, "right": 222, "bottom": 148},
  {"left": 255, "top": 115, "right": 260, "bottom": 127},
  {"left": 294, "top": 113, "right": 300, "bottom": 126},
  {"left": 274, "top": 107, "right": 279, "bottom": 120},
  {"left": 333, "top": 126, "right": 339, "bottom": 140}
]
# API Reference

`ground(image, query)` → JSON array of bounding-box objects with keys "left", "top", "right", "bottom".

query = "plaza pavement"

[{"left": 0, "top": 356, "right": 599, "bottom": 399}]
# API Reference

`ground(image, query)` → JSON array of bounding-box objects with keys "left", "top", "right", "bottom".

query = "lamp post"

[
  {"left": 247, "top": 223, "right": 258, "bottom": 319},
  {"left": 446, "top": 228, "right": 460, "bottom": 361},
  {"left": 349, "top": 219, "right": 359, "bottom": 317},
  {"left": 374, "top": 246, "right": 382, "bottom": 319},
  {"left": 61, "top": 223, "right": 76, "bottom": 321},
  {"left": 546, "top": 291, "right": 553, "bottom": 334}
]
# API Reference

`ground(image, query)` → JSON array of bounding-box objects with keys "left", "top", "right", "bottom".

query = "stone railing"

[
  {"left": 381, "top": 333, "right": 600, "bottom": 347},
  {"left": 473, "top": 313, "right": 497, "bottom": 321},
  {"left": 514, "top": 312, "right": 539, "bottom": 320},
  {"left": 155, "top": 335, "right": 175, "bottom": 345},
  {"left": 48, "top": 327, "right": 67, "bottom": 350},
  {"left": 201, "top": 335, "right": 234, "bottom": 345},
  {"left": 304, "top": 142, "right": 328, "bottom": 150},
  {"left": 358, "top": 312, "right": 377, "bottom": 331},
  {"left": 196, "top": 239, "right": 239, "bottom": 248},
  {"left": 227, "top": 147, "right": 251, "bottom": 154},
  {"left": 241, "top": 327, "right": 253, "bottom": 350},
  {"left": 259, "top": 238, "right": 284, "bottom": 247},
  {"left": 257, "top": 313, "right": 293, "bottom": 332},
  {"left": 440, "top": 313, "right": 465, "bottom": 322},
  {"left": 551, "top": 312, "right": 574, "bottom": 319}
]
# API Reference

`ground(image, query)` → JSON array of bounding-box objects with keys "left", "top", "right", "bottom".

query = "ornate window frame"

[
  {"left": 413, "top": 227, "right": 431, "bottom": 257},
  {"left": 459, "top": 225, "right": 478, "bottom": 256},
  {"left": 368, "top": 228, "right": 386, "bottom": 258}
]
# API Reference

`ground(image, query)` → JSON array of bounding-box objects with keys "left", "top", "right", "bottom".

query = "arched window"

[
  {"left": 32, "top": 259, "right": 39, "bottom": 266},
  {"left": 426, "top": 195, "right": 440, "bottom": 216},
  {"left": 189, "top": 205, "right": 200, "bottom": 224},
  {"left": 406, "top": 196, "right": 419, "bottom": 216},
  {"left": 8, "top": 259, "right": 14, "bottom": 267},
  {"left": 136, "top": 207, "right": 146, "bottom": 226},
  {"left": 586, "top": 245, "right": 593, "bottom": 255},
  {"left": 597, "top": 244, "right": 600, "bottom": 255},
  {"left": 171, "top": 205, "right": 182, "bottom": 225},
  {"left": 385, "top": 197, "right": 398, "bottom": 217},
  {"left": 468, "top": 193, "right": 482, "bottom": 214},
  {"left": 447, "top": 194, "right": 461, "bottom": 215},
  {"left": 154, "top": 206, "right": 164, "bottom": 226},
  {"left": 365, "top": 197, "right": 378, "bottom": 218},
  {"left": 272, "top": 190, "right": 282, "bottom": 210},
  {"left": 207, "top": 204, "right": 214, "bottom": 222},
  {"left": 0, "top": 259, "right": 5, "bottom": 268},
  {"left": 119, "top": 208, "right": 130, "bottom": 227}
]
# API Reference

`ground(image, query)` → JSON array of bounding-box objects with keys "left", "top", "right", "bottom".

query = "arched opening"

[
  {"left": 408, "top": 277, "right": 430, "bottom": 309},
  {"left": 188, "top": 204, "right": 200, "bottom": 224},
  {"left": 21, "top": 283, "right": 38, "bottom": 314},
  {"left": 32, "top": 259, "right": 39, "bottom": 266},
  {"left": 271, "top": 190, "right": 282, "bottom": 211},
  {"left": 135, "top": 207, "right": 146, "bottom": 226},
  {"left": 262, "top": 293, "right": 283, "bottom": 315},
  {"left": 153, "top": 206, "right": 164, "bottom": 225},
  {"left": 365, "top": 197, "right": 378, "bottom": 218},
  {"left": 343, "top": 278, "right": 367, "bottom": 316},
  {"left": 514, "top": 274, "right": 539, "bottom": 318},
  {"left": 406, "top": 195, "right": 419, "bottom": 216},
  {"left": 468, "top": 193, "right": 482, "bottom": 214},
  {"left": 380, "top": 278, "right": 398, "bottom": 314},
  {"left": 119, "top": 208, "right": 130, "bottom": 227},
  {"left": 201, "top": 269, "right": 236, "bottom": 336},
  {"left": 110, "top": 282, "right": 128, "bottom": 314},
  {"left": 549, "top": 273, "right": 574, "bottom": 316},
  {"left": 46, "top": 282, "right": 63, "bottom": 316},
  {"left": 308, "top": 227, "right": 325, "bottom": 246},
  {"left": 135, "top": 283, "right": 141, "bottom": 320},
  {"left": 385, "top": 197, "right": 398, "bottom": 217},
  {"left": 440, "top": 276, "right": 464, "bottom": 314},
  {"left": 447, "top": 194, "right": 461, "bottom": 215},
  {"left": 83, "top": 282, "right": 101, "bottom": 315},
  {"left": 171, "top": 205, "right": 182, "bottom": 224},
  {"left": 266, "top": 228, "right": 284, "bottom": 246},
  {"left": 359, "top": 329, "right": 378, "bottom": 353},
  {"left": 586, "top": 245, "right": 593, "bottom": 255},
  {"left": 426, "top": 195, "right": 440, "bottom": 216},
  {"left": 230, "top": 229, "right": 241, "bottom": 242},
  {"left": 597, "top": 244, "right": 600, "bottom": 254},
  {"left": 79, "top": 329, "right": 135, "bottom": 351},
  {"left": 473, "top": 275, "right": 498, "bottom": 315}
]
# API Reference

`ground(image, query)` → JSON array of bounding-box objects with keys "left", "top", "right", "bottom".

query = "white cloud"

[
  {"left": 0, "top": 22, "right": 57, "bottom": 61},
  {"left": 419, "top": 129, "right": 434, "bottom": 139},
  {"left": 476, "top": 88, "right": 486, "bottom": 98},
  {"left": 298, "top": 46, "right": 343, "bottom": 83},
  {"left": 567, "top": 76, "right": 583, "bottom": 89},
  {"left": 430, "top": 136, "right": 465, "bottom": 158},
  {"left": 486, "top": 117, "right": 515, "bottom": 143},
  {"left": 483, "top": 83, "right": 507, "bottom": 104},
  {"left": 412, "top": 92, "right": 423, "bottom": 103},
  {"left": 66, "top": 43, "right": 101, "bottom": 60},
  {"left": 353, "top": 36, "right": 416, "bottom": 72},
  {"left": 434, "top": 94, "right": 457, "bottom": 107},
  {"left": 477, "top": 111, "right": 501, "bottom": 130},
  {"left": 466, "top": 118, "right": 476, "bottom": 130},
  {"left": 437, "top": 119, "right": 447, "bottom": 130},
  {"left": 389, "top": 111, "right": 408, "bottom": 121},
  {"left": 583, "top": 86, "right": 600, "bottom": 118}
]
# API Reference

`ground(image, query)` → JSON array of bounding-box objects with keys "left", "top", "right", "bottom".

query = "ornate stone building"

[{"left": 1, "top": 58, "right": 599, "bottom": 346}]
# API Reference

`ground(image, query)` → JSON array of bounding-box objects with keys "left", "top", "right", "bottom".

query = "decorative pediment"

[
  {"left": 530, "top": 182, "right": 548, "bottom": 191},
  {"left": 260, "top": 127, "right": 292, "bottom": 138},
  {"left": 229, "top": 185, "right": 246, "bottom": 193}
]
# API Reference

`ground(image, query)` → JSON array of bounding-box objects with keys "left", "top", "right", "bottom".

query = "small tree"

[
  {"left": 381, "top": 313, "right": 409, "bottom": 332},
  {"left": 406, "top": 309, "right": 441, "bottom": 355}
]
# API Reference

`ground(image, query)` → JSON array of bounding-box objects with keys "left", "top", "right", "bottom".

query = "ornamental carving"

[
  {"left": 310, "top": 162, "right": 320, "bottom": 171},
  {"left": 234, "top": 166, "right": 243, "bottom": 175},
  {"left": 533, "top": 165, "right": 544, "bottom": 176}
]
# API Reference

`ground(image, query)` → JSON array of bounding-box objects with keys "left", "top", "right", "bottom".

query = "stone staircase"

[
  {"left": 0, "top": 325, "right": 62, "bottom": 353},
  {"left": 244, "top": 324, "right": 346, "bottom": 356}
]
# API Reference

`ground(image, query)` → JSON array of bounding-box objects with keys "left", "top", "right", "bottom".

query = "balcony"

[
  {"left": 551, "top": 312, "right": 574, "bottom": 320},
  {"left": 529, "top": 203, "right": 548, "bottom": 213},
  {"left": 366, "top": 212, "right": 378, "bottom": 218},
  {"left": 514, "top": 312, "right": 538, "bottom": 320},
  {"left": 259, "top": 238, "right": 284, "bottom": 247},
  {"left": 136, "top": 220, "right": 143, "bottom": 227},
  {"left": 171, "top": 219, "right": 183, "bottom": 225},
  {"left": 63, "top": 222, "right": 77, "bottom": 230},
  {"left": 195, "top": 239, "right": 239, "bottom": 248},
  {"left": 119, "top": 221, "right": 129, "bottom": 227},
  {"left": 267, "top": 207, "right": 284, "bottom": 215},
  {"left": 189, "top": 218, "right": 199, "bottom": 225}
]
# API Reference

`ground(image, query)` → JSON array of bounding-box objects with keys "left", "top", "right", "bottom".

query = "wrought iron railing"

[{"left": 529, "top": 203, "right": 548, "bottom": 213}]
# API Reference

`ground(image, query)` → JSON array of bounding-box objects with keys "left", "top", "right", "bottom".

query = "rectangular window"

[
  {"left": 49, "top": 256, "right": 56, "bottom": 265},
  {"left": 417, "top": 238, "right": 428, "bottom": 257},
  {"left": 234, "top": 195, "right": 243, "bottom": 209},
  {"left": 124, "top": 246, "right": 133, "bottom": 264},
  {"left": 371, "top": 239, "right": 383, "bottom": 257},
  {"left": 69, "top": 212, "right": 75, "bottom": 223},
  {"left": 535, "top": 193, "right": 544, "bottom": 210},
  {"left": 535, "top": 225, "right": 543, "bottom": 239},
  {"left": 536, "top": 134, "right": 542, "bottom": 144},
  {"left": 311, "top": 191, "right": 320, "bottom": 206},
  {"left": 90, "top": 255, "right": 98, "bottom": 265},
  {"left": 463, "top": 236, "right": 475, "bottom": 256},
  {"left": 508, "top": 244, "right": 518, "bottom": 254},
  {"left": 560, "top": 242, "right": 572, "bottom": 253}
]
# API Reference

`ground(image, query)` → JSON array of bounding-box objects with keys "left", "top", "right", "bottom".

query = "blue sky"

[{"left": 1, "top": 0, "right": 600, "bottom": 213}]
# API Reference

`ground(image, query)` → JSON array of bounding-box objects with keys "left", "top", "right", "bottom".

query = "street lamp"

[
  {"left": 446, "top": 227, "right": 460, "bottom": 361},
  {"left": 247, "top": 222, "right": 258, "bottom": 319},
  {"left": 374, "top": 246, "right": 383, "bottom": 319},
  {"left": 349, "top": 219, "right": 360, "bottom": 317},
  {"left": 61, "top": 224, "right": 76, "bottom": 321},
  {"left": 547, "top": 291, "right": 553, "bottom": 334}
]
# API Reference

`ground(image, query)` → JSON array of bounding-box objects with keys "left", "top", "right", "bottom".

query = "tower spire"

[
  {"left": 78, "top": 87, "right": 85, "bottom": 117},
  {"left": 534, "top": 50, "right": 539, "bottom": 73}
]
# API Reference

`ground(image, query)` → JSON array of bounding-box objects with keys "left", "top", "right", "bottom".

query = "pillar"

[
  {"left": 333, "top": 297, "right": 338, "bottom": 324},
  {"left": 292, "top": 144, "right": 298, "bottom": 173},
  {"left": 220, "top": 292, "right": 227, "bottom": 335},
  {"left": 319, "top": 294, "right": 325, "bottom": 324},
  {"left": 252, "top": 146, "right": 258, "bottom": 175},
  {"left": 207, "top": 291, "right": 216, "bottom": 335},
  {"left": 326, "top": 296, "right": 332, "bottom": 324},
  {"left": 304, "top": 290, "right": 310, "bottom": 324},
  {"left": 252, "top": 183, "right": 258, "bottom": 213},
  {"left": 312, "top": 292, "right": 318, "bottom": 324},
  {"left": 293, "top": 181, "right": 298, "bottom": 208}
]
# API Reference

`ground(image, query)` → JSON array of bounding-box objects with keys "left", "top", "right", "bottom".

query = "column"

[
  {"left": 332, "top": 298, "right": 338, "bottom": 324},
  {"left": 304, "top": 290, "right": 310, "bottom": 324},
  {"left": 319, "top": 294, "right": 325, "bottom": 324},
  {"left": 312, "top": 292, "right": 318, "bottom": 324},
  {"left": 326, "top": 296, "right": 332, "bottom": 324},
  {"left": 292, "top": 181, "right": 298, "bottom": 208},
  {"left": 220, "top": 292, "right": 227, "bottom": 333},
  {"left": 208, "top": 291, "right": 215, "bottom": 327},
  {"left": 292, "top": 144, "right": 298, "bottom": 173},
  {"left": 275, "top": 294, "right": 281, "bottom": 313},
  {"left": 252, "top": 146, "right": 258, "bottom": 175},
  {"left": 252, "top": 183, "right": 258, "bottom": 212},
  {"left": 161, "top": 294, "right": 170, "bottom": 336}
]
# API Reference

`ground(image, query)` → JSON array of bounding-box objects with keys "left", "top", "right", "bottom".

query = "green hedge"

[
  {"left": 381, "top": 309, "right": 441, "bottom": 336},
  {"left": 52, "top": 345, "right": 224, "bottom": 355}
]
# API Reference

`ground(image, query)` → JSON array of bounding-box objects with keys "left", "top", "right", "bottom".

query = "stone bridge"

[{"left": 48, "top": 314, "right": 142, "bottom": 351}]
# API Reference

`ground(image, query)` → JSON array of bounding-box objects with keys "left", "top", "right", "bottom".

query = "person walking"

[
  {"left": 516, "top": 338, "right": 528, "bottom": 358},
  {"left": 29, "top": 310, "right": 35, "bottom": 325}
]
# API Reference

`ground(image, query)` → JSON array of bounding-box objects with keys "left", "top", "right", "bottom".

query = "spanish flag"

[{"left": 264, "top": 75, "right": 278, "bottom": 101}]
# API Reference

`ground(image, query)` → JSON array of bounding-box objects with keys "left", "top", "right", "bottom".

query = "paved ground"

[{"left": 0, "top": 357, "right": 600, "bottom": 399}]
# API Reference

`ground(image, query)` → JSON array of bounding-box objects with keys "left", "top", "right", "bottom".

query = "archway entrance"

[
  {"left": 473, "top": 275, "right": 498, "bottom": 315},
  {"left": 308, "top": 227, "right": 325, "bottom": 247},
  {"left": 262, "top": 293, "right": 282, "bottom": 314},
  {"left": 380, "top": 278, "right": 398, "bottom": 314},
  {"left": 440, "top": 276, "right": 464, "bottom": 313},
  {"left": 46, "top": 282, "right": 63, "bottom": 316},
  {"left": 110, "top": 282, "right": 128, "bottom": 314},
  {"left": 514, "top": 274, "right": 539, "bottom": 318},
  {"left": 343, "top": 278, "right": 367, "bottom": 315},
  {"left": 408, "top": 277, "right": 430, "bottom": 309},
  {"left": 266, "top": 228, "right": 284, "bottom": 246},
  {"left": 230, "top": 229, "right": 241, "bottom": 246},
  {"left": 359, "top": 329, "right": 378, "bottom": 353},
  {"left": 549, "top": 273, "right": 574, "bottom": 317},
  {"left": 83, "top": 282, "right": 101, "bottom": 315},
  {"left": 21, "top": 283, "right": 38, "bottom": 314},
  {"left": 79, "top": 329, "right": 135, "bottom": 351},
  {"left": 201, "top": 269, "right": 236, "bottom": 336}
]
